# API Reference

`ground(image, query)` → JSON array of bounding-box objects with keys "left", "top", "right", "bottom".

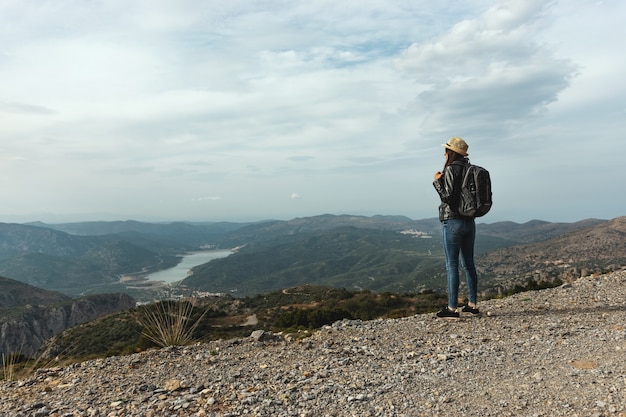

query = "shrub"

[{"left": 138, "top": 299, "right": 207, "bottom": 348}]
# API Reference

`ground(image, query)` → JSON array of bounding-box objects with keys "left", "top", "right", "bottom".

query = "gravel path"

[{"left": 2, "top": 271, "right": 625, "bottom": 417}]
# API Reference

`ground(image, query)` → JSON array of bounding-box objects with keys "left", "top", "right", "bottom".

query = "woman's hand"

[{"left": 434, "top": 171, "right": 443, "bottom": 180}]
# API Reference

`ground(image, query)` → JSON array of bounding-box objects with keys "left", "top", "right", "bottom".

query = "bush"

[{"left": 138, "top": 299, "right": 207, "bottom": 348}]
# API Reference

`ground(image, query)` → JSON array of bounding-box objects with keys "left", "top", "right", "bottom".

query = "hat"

[{"left": 442, "top": 137, "right": 469, "bottom": 156}]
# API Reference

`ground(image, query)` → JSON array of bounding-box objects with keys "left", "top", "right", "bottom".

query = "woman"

[{"left": 433, "top": 137, "right": 480, "bottom": 318}]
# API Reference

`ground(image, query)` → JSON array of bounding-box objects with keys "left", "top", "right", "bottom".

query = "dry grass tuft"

[
  {"left": 138, "top": 299, "right": 206, "bottom": 348},
  {"left": 2, "top": 353, "right": 17, "bottom": 381}
]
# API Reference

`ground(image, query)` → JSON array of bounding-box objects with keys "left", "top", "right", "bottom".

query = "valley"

[
  {"left": 0, "top": 215, "right": 618, "bottom": 301},
  {"left": 1, "top": 214, "right": 624, "bottom": 362}
]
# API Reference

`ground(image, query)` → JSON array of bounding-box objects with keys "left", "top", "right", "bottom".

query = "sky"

[{"left": 1, "top": 0, "right": 625, "bottom": 225}]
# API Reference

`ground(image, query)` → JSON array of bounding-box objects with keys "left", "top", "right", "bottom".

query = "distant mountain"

[
  {"left": 29, "top": 220, "right": 253, "bottom": 248},
  {"left": 0, "top": 239, "right": 176, "bottom": 293},
  {"left": 213, "top": 214, "right": 438, "bottom": 248},
  {"left": 184, "top": 226, "right": 443, "bottom": 295},
  {"left": 212, "top": 215, "right": 603, "bottom": 251},
  {"left": 0, "top": 223, "right": 106, "bottom": 260},
  {"left": 180, "top": 215, "right": 619, "bottom": 297},
  {"left": 0, "top": 226, "right": 182, "bottom": 296},
  {"left": 477, "top": 218, "right": 606, "bottom": 245},
  {"left": 0, "top": 276, "right": 70, "bottom": 308},
  {"left": 1, "top": 215, "right": 618, "bottom": 300},
  {"left": 477, "top": 216, "right": 626, "bottom": 293},
  {"left": 0, "top": 221, "right": 246, "bottom": 297},
  {"left": 0, "top": 253, "right": 114, "bottom": 292}
]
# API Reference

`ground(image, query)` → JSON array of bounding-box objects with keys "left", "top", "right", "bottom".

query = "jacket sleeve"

[{"left": 433, "top": 164, "right": 461, "bottom": 206}]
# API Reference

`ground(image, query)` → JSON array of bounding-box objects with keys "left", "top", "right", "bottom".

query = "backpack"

[{"left": 458, "top": 163, "right": 492, "bottom": 217}]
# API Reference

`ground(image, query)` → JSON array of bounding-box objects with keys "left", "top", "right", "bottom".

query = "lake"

[{"left": 145, "top": 250, "right": 232, "bottom": 284}]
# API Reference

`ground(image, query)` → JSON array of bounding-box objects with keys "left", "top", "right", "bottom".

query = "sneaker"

[
  {"left": 461, "top": 305, "right": 480, "bottom": 315},
  {"left": 436, "top": 307, "right": 460, "bottom": 319}
]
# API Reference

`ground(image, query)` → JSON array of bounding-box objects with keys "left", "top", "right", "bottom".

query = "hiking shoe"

[
  {"left": 461, "top": 305, "right": 481, "bottom": 315},
  {"left": 436, "top": 307, "right": 460, "bottom": 319}
]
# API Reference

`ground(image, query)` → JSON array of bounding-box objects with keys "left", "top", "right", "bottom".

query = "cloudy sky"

[{"left": 1, "top": 0, "right": 624, "bottom": 224}]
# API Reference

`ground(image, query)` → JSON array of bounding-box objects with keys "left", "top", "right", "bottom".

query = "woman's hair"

[{"left": 443, "top": 148, "right": 464, "bottom": 170}]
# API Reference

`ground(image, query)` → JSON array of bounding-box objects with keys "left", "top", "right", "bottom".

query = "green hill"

[
  {"left": 181, "top": 217, "right": 614, "bottom": 297},
  {"left": 0, "top": 276, "right": 70, "bottom": 309},
  {"left": 36, "top": 284, "right": 447, "bottom": 362},
  {"left": 184, "top": 226, "right": 444, "bottom": 296}
]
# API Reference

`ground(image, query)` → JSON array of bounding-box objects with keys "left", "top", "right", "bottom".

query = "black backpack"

[{"left": 458, "top": 163, "right": 492, "bottom": 217}]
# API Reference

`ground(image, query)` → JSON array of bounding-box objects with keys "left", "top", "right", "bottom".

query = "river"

[{"left": 145, "top": 250, "right": 232, "bottom": 284}]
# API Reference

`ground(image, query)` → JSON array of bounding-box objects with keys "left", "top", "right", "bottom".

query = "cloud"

[
  {"left": 0, "top": 0, "right": 623, "bottom": 223},
  {"left": 395, "top": 0, "right": 577, "bottom": 142},
  {"left": 291, "top": 193, "right": 302, "bottom": 200}
]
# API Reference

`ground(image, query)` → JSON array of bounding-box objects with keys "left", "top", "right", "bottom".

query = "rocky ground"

[{"left": 1, "top": 271, "right": 625, "bottom": 417}]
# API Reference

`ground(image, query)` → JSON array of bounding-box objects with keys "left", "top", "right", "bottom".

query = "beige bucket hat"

[{"left": 442, "top": 136, "right": 469, "bottom": 156}]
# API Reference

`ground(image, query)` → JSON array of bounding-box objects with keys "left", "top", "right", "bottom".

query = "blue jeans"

[{"left": 442, "top": 218, "right": 478, "bottom": 308}]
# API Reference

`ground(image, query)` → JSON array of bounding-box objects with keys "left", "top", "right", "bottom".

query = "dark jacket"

[{"left": 433, "top": 158, "right": 469, "bottom": 221}]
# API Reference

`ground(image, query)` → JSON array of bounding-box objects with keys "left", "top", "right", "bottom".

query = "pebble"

[{"left": 1, "top": 271, "right": 626, "bottom": 416}]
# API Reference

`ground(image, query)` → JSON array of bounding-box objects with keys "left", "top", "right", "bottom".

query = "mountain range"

[
  {"left": 1, "top": 214, "right": 624, "bottom": 359},
  {"left": 0, "top": 215, "right": 619, "bottom": 299},
  {"left": 180, "top": 216, "right": 615, "bottom": 296}
]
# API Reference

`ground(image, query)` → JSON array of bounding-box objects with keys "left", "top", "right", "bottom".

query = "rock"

[
  {"left": 164, "top": 379, "right": 181, "bottom": 391},
  {"left": 1, "top": 293, "right": 136, "bottom": 358},
  {"left": 1, "top": 271, "right": 626, "bottom": 416},
  {"left": 250, "top": 330, "right": 280, "bottom": 342}
]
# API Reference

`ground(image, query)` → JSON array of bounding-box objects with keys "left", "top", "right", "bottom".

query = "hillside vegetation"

[
  {"left": 181, "top": 217, "right": 614, "bottom": 296},
  {"left": 0, "top": 276, "right": 70, "bottom": 309},
  {"left": 184, "top": 227, "right": 443, "bottom": 295},
  {"left": 10, "top": 273, "right": 590, "bottom": 367},
  {"left": 36, "top": 284, "right": 447, "bottom": 363}
]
